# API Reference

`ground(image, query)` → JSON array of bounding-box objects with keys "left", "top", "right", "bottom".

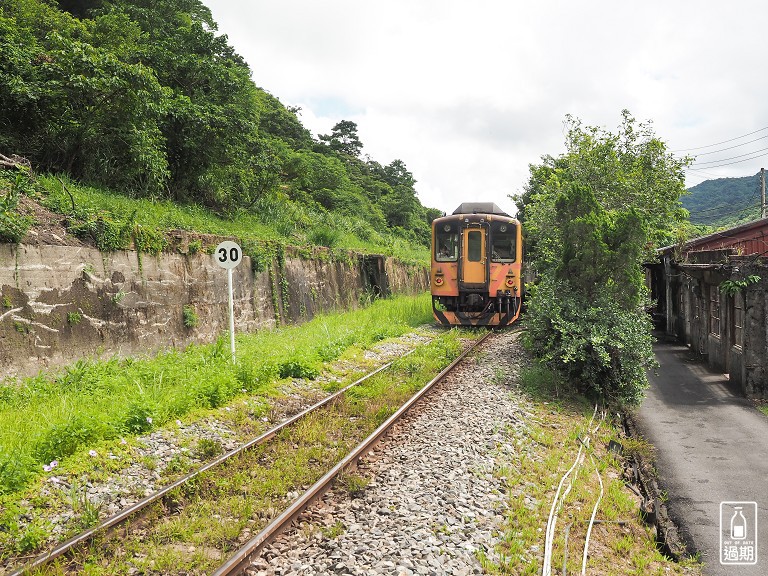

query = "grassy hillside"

[
  {"left": 683, "top": 172, "right": 764, "bottom": 227},
  {"left": 0, "top": 0, "right": 437, "bottom": 261},
  {"left": 2, "top": 171, "right": 430, "bottom": 265}
]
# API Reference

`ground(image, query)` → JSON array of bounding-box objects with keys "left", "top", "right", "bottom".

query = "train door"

[{"left": 460, "top": 228, "right": 486, "bottom": 287}]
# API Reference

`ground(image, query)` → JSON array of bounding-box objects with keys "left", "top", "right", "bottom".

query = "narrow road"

[{"left": 634, "top": 338, "right": 768, "bottom": 575}]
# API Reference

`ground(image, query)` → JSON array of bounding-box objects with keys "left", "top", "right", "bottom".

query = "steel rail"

[
  {"left": 213, "top": 329, "right": 495, "bottom": 576},
  {"left": 9, "top": 350, "right": 415, "bottom": 576}
]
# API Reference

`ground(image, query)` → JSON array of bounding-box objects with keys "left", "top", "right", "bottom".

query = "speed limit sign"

[
  {"left": 213, "top": 240, "right": 242, "bottom": 363},
  {"left": 214, "top": 240, "right": 242, "bottom": 269}
]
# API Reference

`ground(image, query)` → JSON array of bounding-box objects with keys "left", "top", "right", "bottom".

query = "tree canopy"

[
  {"left": 514, "top": 111, "right": 690, "bottom": 404},
  {"left": 0, "top": 0, "right": 438, "bottom": 246},
  {"left": 319, "top": 120, "right": 364, "bottom": 157}
]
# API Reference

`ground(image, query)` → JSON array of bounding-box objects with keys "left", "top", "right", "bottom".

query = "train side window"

[
  {"left": 491, "top": 227, "right": 516, "bottom": 262},
  {"left": 435, "top": 231, "right": 458, "bottom": 261}
]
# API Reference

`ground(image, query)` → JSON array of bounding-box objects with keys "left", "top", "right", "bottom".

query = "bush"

[
  {"left": 196, "top": 380, "right": 231, "bottom": 408},
  {"left": 0, "top": 451, "right": 35, "bottom": 495},
  {"left": 122, "top": 402, "right": 156, "bottom": 433},
  {"left": 132, "top": 223, "right": 166, "bottom": 254},
  {"left": 236, "top": 362, "right": 277, "bottom": 391},
  {"left": 523, "top": 278, "right": 654, "bottom": 405},
  {"left": 182, "top": 305, "right": 198, "bottom": 328},
  {"left": 309, "top": 225, "right": 341, "bottom": 248},
  {"left": 69, "top": 212, "right": 133, "bottom": 251}
]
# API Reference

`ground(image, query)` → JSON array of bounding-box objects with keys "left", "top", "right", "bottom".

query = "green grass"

[
  {"left": 34, "top": 175, "right": 430, "bottom": 264},
  {"left": 0, "top": 293, "right": 433, "bottom": 500},
  {"left": 484, "top": 363, "right": 702, "bottom": 576},
  {"left": 15, "top": 326, "right": 471, "bottom": 574}
]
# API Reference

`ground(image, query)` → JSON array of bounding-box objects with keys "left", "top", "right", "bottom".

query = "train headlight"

[
  {"left": 505, "top": 277, "right": 514, "bottom": 287},
  {"left": 434, "top": 276, "right": 444, "bottom": 286}
]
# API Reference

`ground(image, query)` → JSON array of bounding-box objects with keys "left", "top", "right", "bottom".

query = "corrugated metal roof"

[{"left": 659, "top": 218, "right": 768, "bottom": 258}]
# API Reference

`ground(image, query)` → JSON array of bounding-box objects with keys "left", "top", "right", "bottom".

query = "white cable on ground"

[
  {"left": 542, "top": 443, "right": 583, "bottom": 576},
  {"left": 542, "top": 405, "right": 598, "bottom": 576},
  {"left": 581, "top": 454, "right": 604, "bottom": 575}
]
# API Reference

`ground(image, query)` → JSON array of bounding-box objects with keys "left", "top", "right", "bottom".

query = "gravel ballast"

[{"left": 251, "top": 330, "right": 532, "bottom": 576}]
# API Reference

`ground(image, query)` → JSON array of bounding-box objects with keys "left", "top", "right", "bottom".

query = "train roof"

[{"left": 452, "top": 202, "right": 509, "bottom": 217}]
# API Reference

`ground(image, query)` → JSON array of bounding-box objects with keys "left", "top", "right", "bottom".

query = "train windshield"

[
  {"left": 491, "top": 223, "right": 516, "bottom": 262},
  {"left": 435, "top": 227, "right": 458, "bottom": 262}
]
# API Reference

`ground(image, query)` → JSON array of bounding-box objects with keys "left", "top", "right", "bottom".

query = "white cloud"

[{"left": 206, "top": 0, "right": 768, "bottom": 213}]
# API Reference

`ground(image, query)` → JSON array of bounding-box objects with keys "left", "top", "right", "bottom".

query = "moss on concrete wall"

[{"left": 0, "top": 243, "right": 427, "bottom": 380}]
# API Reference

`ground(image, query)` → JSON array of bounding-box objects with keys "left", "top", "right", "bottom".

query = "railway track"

[
  {"left": 6, "top": 329, "right": 490, "bottom": 576},
  {"left": 8, "top": 355, "right": 407, "bottom": 576},
  {"left": 214, "top": 330, "right": 494, "bottom": 576},
  {"left": 249, "top": 327, "right": 525, "bottom": 575}
]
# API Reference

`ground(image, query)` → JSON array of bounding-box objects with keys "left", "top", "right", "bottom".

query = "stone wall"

[{"left": 0, "top": 243, "right": 428, "bottom": 380}]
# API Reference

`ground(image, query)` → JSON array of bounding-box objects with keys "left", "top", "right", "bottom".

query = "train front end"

[{"left": 430, "top": 202, "right": 522, "bottom": 327}]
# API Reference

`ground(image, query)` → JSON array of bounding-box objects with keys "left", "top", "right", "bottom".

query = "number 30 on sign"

[{"left": 214, "top": 240, "right": 242, "bottom": 270}]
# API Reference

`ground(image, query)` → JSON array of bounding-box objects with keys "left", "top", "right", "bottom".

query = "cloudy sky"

[{"left": 204, "top": 0, "right": 768, "bottom": 217}]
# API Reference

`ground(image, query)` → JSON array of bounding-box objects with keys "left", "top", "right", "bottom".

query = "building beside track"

[{"left": 647, "top": 219, "right": 768, "bottom": 398}]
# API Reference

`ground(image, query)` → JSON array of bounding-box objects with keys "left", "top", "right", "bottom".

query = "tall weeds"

[{"left": 0, "top": 294, "right": 433, "bottom": 495}]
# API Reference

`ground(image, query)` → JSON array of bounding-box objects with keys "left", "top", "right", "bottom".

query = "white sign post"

[{"left": 213, "top": 241, "right": 242, "bottom": 363}]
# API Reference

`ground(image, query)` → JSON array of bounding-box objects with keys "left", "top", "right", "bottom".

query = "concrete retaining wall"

[{"left": 0, "top": 242, "right": 428, "bottom": 380}]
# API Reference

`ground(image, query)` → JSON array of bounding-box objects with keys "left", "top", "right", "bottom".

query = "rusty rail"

[
  {"left": 9, "top": 351, "right": 414, "bottom": 576},
  {"left": 212, "top": 329, "right": 494, "bottom": 576}
]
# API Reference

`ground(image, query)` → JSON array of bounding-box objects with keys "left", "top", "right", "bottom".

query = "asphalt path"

[{"left": 634, "top": 338, "right": 768, "bottom": 575}]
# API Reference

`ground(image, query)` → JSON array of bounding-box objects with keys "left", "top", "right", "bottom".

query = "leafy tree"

[
  {"left": 0, "top": 0, "right": 440, "bottom": 245},
  {"left": 256, "top": 93, "right": 313, "bottom": 149},
  {"left": 0, "top": 3, "right": 169, "bottom": 195},
  {"left": 517, "top": 111, "right": 691, "bottom": 257},
  {"left": 319, "top": 120, "right": 364, "bottom": 157},
  {"left": 423, "top": 207, "right": 443, "bottom": 224},
  {"left": 383, "top": 159, "right": 415, "bottom": 188},
  {"left": 516, "top": 111, "right": 690, "bottom": 405},
  {"left": 44, "top": 32, "right": 170, "bottom": 194},
  {"left": 102, "top": 0, "right": 263, "bottom": 207}
]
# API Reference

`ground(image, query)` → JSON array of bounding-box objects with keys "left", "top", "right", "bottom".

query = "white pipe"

[
  {"left": 582, "top": 455, "right": 604, "bottom": 575},
  {"left": 542, "top": 405, "right": 598, "bottom": 576}
]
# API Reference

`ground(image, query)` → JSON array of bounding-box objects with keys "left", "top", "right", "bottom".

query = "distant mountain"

[{"left": 683, "top": 172, "right": 764, "bottom": 226}]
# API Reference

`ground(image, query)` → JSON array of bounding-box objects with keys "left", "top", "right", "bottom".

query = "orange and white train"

[{"left": 430, "top": 202, "right": 523, "bottom": 327}]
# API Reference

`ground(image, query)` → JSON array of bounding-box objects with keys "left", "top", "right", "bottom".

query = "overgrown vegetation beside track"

[
  {"left": 484, "top": 363, "right": 701, "bottom": 576},
  {"left": 15, "top": 326, "right": 470, "bottom": 575},
  {"left": 0, "top": 294, "right": 432, "bottom": 502},
  {"left": 1, "top": 169, "right": 430, "bottom": 265},
  {"left": 515, "top": 111, "right": 690, "bottom": 405}
]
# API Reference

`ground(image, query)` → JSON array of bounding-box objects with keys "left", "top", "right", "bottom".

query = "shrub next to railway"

[{"left": 515, "top": 111, "right": 690, "bottom": 405}]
